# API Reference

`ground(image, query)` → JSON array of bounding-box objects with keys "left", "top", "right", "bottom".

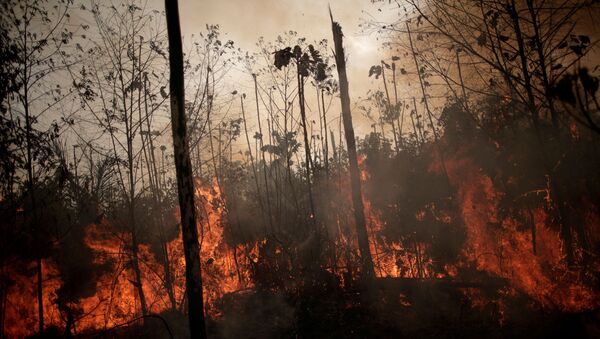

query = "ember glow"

[
  {"left": 445, "top": 155, "right": 598, "bottom": 312},
  {"left": 5, "top": 149, "right": 598, "bottom": 337},
  {"left": 1, "top": 0, "right": 599, "bottom": 338},
  {"left": 3, "top": 180, "right": 256, "bottom": 337}
]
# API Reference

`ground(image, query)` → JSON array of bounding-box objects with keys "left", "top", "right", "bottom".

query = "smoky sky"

[{"left": 178, "top": 0, "right": 384, "bottom": 107}]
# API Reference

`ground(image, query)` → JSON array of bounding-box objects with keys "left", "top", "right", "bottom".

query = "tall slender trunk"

[
  {"left": 143, "top": 74, "right": 176, "bottom": 311},
  {"left": 407, "top": 22, "right": 450, "bottom": 185},
  {"left": 126, "top": 123, "right": 148, "bottom": 318},
  {"left": 526, "top": 209, "right": 537, "bottom": 255},
  {"left": 241, "top": 95, "right": 268, "bottom": 231},
  {"left": 330, "top": 130, "right": 337, "bottom": 164},
  {"left": 410, "top": 98, "right": 422, "bottom": 148},
  {"left": 164, "top": 1, "right": 207, "bottom": 337},
  {"left": 412, "top": 97, "right": 425, "bottom": 146},
  {"left": 120, "top": 53, "right": 148, "bottom": 318},
  {"left": 128, "top": 199, "right": 148, "bottom": 318},
  {"left": 509, "top": 0, "right": 538, "bottom": 125},
  {"left": 455, "top": 50, "right": 470, "bottom": 114},
  {"left": 254, "top": 74, "right": 274, "bottom": 231},
  {"left": 381, "top": 62, "right": 399, "bottom": 152},
  {"left": 321, "top": 90, "right": 330, "bottom": 176},
  {"left": 509, "top": 0, "right": 573, "bottom": 263},
  {"left": 25, "top": 73, "right": 44, "bottom": 335},
  {"left": 297, "top": 70, "right": 316, "bottom": 223},
  {"left": 317, "top": 86, "right": 325, "bottom": 164},
  {"left": 330, "top": 13, "right": 375, "bottom": 278},
  {"left": 391, "top": 63, "right": 403, "bottom": 148},
  {"left": 21, "top": 10, "right": 44, "bottom": 330}
]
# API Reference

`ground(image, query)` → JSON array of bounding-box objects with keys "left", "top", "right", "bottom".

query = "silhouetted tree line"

[{"left": 1, "top": 0, "right": 599, "bottom": 338}]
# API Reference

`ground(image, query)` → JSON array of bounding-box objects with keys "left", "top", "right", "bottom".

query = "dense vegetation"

[{"left": 1, "top": 0, "right": 599, "bottom": 338}]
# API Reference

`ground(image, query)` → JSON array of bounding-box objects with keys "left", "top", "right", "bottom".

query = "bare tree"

[
  {"left": 73, "top": 2, "right": 172, "bottom": 319},
  {"left": 164, "top": 0, "right": 207, "bottom": 337},
  {"left": 1, "top": 0, "right": 75, "bottom": 332},
  {"left": 330, "top": 11, "right": 375, "bottom": 278}
]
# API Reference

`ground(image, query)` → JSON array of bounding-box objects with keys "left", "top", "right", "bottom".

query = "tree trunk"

[
  {"left": 381, "top": 62, "right": 399, "bottom": 152},
  {"left": 330, "top": 13, "right": 375, "bottom": 278},
  {"left": 241, "top": 94, "right": 268, "bottom": 231},
  {"left": 391, "top": 64, "right": 403, "bottom": 149},
  {"left": 163, "top": 1, "right": 207, "bottom": 338},
  {"left": 23, "top": 53, "right": 44, "bottom": 333},
  {"left": 297, "top": 70, "right": 316, "bottom": 223},
  {"left": 410, "top": 98, "right": 421, "bottom": 148},
  {"left": 143, "top": 74, "right": 177, "bottom": 311},
  {"left": 254, "top": 74, "right": 274, "bottom": 231},
  {"left": 508, "top": 0, "right": 574, "bottom": 264},
  {"left": 407, "top": 22, "right": 451, "bottom": 187},
  {"left": 321, "top": 90, "right": 330, "bottom": 176}
]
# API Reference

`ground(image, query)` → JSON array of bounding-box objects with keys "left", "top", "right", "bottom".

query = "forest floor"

[{"left": 36, "top": 277, "right": 598, "bottom": 339}]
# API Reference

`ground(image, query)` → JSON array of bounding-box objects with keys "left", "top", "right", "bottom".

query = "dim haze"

[
  {"left": 3, "top": 0, "right": 600, "bottom": 337},
  {"left": 175, "top": 0, "right": 390, "bottom": 134},
  {"left": 179, "top": 0, "right": 380, "bottom": 93}
]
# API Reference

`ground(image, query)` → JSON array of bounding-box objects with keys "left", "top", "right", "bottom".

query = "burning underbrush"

[
  {"left": 2, "top": 136, "right": 600, "bottom": 338},
  {"left": 446, "top": 154, "right": 598, "bottom": 313},
  {"left": 2, "top": 180, "right": 260, "bottom": 337}
]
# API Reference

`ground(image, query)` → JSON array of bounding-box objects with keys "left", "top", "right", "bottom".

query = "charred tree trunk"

[
  {"left": 330, "top": 13, "right": 375, "bottom": 279},
  {"left": 164, "top": 1, "right": 207, "bottom": 338}
]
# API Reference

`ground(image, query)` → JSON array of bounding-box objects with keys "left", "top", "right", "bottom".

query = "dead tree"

[
  {"left": 164, "top": 1, "right": 207, "bottom": 338},
  {"left": 330, "top": 11, "right": 375, "bottom": 278}
]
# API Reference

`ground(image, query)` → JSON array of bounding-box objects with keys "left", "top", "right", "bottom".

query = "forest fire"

[
  {"left": 4, "top": 151, "right": 597, "bottom": 337},
  {"left": 443, "top": 154, "right": 599, "bottom": 312},
  {"left": 185, "top": 180, "right": 259, "bottom": 317},
  {"left": 1, "top": 0, "right": 599, "bottom": 337},
  {"left": 360, "top": 156, "right": 439, "bottom": 279},
  {"left": 2, "top": 179, "right": 259, "bottom": 337}
]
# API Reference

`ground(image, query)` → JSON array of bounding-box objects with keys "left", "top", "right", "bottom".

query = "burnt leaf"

[
  {"left": 308, "top": 44, "right": 322, "bottom": 63},
  {"left": 274, "top": 47, "right": 293, "bottom": 70},
  {"left": 369, "top": 65, "right": 382, "bottom": 79},
  {"left": 549, "top": 74, "right": 576, "bottom": 105},
  {"left": 315, "top": 62, "right": 327, "bottom": 82},
  {"left": 579, "top": 68, "right": 599, "bottom": 95},
  {"left": 477, "top": 32, "right": 487, "bottom": 47}
]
